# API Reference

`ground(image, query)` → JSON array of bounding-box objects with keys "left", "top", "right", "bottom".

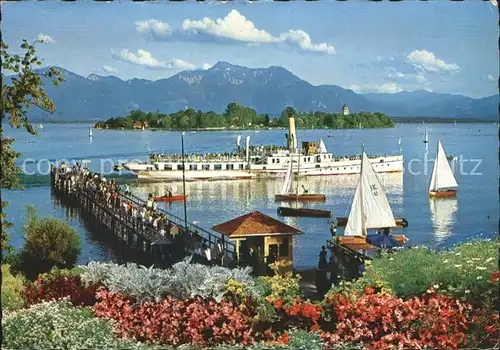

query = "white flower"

[
  {"left": 475, "top": 266, "right": 487, "bottom": 271},
  {"left": 464, "top": 290, "right": 471, "bottom": 294},
  {"left": 443, "top": 260, "right": 449, "bottom": 263},
  {"left": 477, "top": 276, "right": 483, "bottom": 280},
  {"left": 454, "top": 264, "right": 462, "bottom": 268},
  {"left": 485, "top": 257, "right": 495, "bottom": 263},
  {"left": 433, "top": 284, "right": 440, "bottom": 289},
  {"left": 455, "top": 252, "right": 461, "bottom": 256}
]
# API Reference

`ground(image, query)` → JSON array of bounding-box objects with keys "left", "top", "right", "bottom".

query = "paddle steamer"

[{"left": 122, "top": 115, "right": 404, "bottom": 181}]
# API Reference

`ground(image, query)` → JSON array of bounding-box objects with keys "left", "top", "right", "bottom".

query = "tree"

[
  {"left": 1, "top": 37, "right": 64, "bottom": 254},
  {"left": 17, "top": 206, "right": 81, "bottom": 279}
]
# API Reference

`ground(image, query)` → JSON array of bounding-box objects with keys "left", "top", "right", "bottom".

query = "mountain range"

[{"left": 18, "top": 61, "right": 499, "bottom": 121}]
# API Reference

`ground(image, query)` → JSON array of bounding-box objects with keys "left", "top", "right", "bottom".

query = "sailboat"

[
  {"left": 89, "top": 127, "right": 93, "bottom": 137},
  {"left": 428, "top": 141, "right": 458, "bottom": 198},
  {"left": 423, "top": 127, "right": 428, "bottom": 143},
  {"left": 453, "top": 120, "right": 457, "bottom": 126},
  {"left": 275, "top": 153, "right": 326, "bottom": 202},
  {"left": 39, "top": 123, "right": 44, "bottom": 130},
  {"left": 335, "top": 151, "right": 408, "bottom": 246}
]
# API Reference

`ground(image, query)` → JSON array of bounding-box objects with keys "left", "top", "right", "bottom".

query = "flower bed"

[{"left": 2, "top": 239, "right": 498, "bottom": 349}]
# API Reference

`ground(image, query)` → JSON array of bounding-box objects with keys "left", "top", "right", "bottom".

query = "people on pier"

[
  {"left": 55, "top": 163, "right": 230, "bottom": 267},
  {"left": 318, "top": 246, "right": 328, "bottom": 270},
  {"left": 123, "top": 184, "right": 131, "bottom": 196},
  {"left": 329, "top": 220, "right": 337, "bottom": 241}
]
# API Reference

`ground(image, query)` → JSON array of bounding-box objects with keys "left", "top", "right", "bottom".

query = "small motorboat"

[
  {"left": 277, "top": 206, "right": 331, "bottom": 218},
  {"left": 275, "top": 194, "right": 326, "bottom": 202},
  {"left": 336, "top": 234, "right": 408, "bottom": 246},
  {"left": 154, "top": 194, "right": 188, "bottom": 203},
  {"left": 336, "top": 217, "right": 408, "bottom": 228},
  {"left": 275, "top": 153, "right": 326, "bottom": 202}
]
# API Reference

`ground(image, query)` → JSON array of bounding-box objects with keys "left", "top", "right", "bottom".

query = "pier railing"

[{"left": 124, "top": 191, "right": 236, "bottom": 258}]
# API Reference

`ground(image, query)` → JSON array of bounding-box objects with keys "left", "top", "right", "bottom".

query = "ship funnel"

[
  {"left": 288, "top": 115, "right": 297, "bottom": 152},
  {"left": 245, "top": 136, "right": 251, "bottom": 163}
]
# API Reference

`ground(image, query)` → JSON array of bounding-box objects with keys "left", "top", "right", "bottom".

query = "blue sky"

[{"left": 3, "top": 0, "right": 498, "bottom": 98}]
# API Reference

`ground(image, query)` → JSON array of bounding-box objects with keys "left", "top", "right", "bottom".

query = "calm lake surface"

[{"left": 4, "top": 123, "right": 499, "bottom": 269}]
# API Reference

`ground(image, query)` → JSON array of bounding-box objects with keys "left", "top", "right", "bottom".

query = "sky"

[{"left": 3, "top": 0, "right": 498, "bottom": 98}]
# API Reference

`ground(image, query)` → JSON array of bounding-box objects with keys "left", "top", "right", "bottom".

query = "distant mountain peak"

[
  {"left": 211, "top": 61, "right": 236, "bottom": 69},
  {"left": 87, "top": 73, "right": 103, "bottom": 81}
]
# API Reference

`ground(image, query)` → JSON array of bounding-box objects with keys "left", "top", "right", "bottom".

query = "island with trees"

[{"left": 94, "top": 104, "right": 395, "bottom": 131}]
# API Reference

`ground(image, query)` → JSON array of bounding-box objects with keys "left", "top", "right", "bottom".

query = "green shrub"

[
  {"left": 2, "top": 300, "right": 150, "bottom": 349},
  {"left": 1, "top": 264, "right": 26, "bottom": 312},
  {"left": 330, "top": 239, "right": 499, "bottom": 304},
  {"left": 18, "top": 206, "right": 81, "bottom": 278}
]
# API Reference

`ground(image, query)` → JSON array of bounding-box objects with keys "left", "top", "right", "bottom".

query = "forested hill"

[{"left": 95, "top": 104, "right": 394, "bottom": 130}]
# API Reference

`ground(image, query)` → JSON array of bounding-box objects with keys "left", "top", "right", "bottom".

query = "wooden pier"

[{"left": 50, "top": 165, "right": 236, "bottom": 267}]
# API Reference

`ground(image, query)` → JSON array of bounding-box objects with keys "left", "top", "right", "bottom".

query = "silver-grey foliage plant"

[{"left": 79, "top": 257, "right": 253, "bottom": 303}]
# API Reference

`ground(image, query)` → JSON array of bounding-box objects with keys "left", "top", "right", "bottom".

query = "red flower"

[
  {"left": 485, "top": 325, "right": 498, "bottom": 334},
  {"left": 277, "top": 332, "right": 289, "bottom": 344},
  {"left": 274, "top": 299, "right": 283, "bottom": 309},
  {"left": 364, "top": 286, "right": 375, "bottom": 295},
  {"left": 264, "top": 329, "right": 272, "bottom": 338},
  {"left": 491, "top": 271, "right": 499, "bottom": 285}
]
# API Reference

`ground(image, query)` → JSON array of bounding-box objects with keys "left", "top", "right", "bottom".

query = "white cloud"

[
  {"left": 415, "top": 74, "right": 428, "bottom": 84},
  {"left": 135, "top": 19, "right": 170, "bottom": 36},
  {"left": 182, "top": 10, "right": 275, "bottom": 43},
  {"left": 406, "top": 49, "right": 459, "bottom": 73},
  {"left": 202, "top": 63, "right": 213, "bottom": 70},
  {"left": 347, "top": 82, "right": 403, "bottom": 94},
  {"left": 166, "top": 59, "right": 197, "bottom": 70},
  {"left": 101, "top": 65, "right": 118, "bottom": 74},
  {"left": 36, "top": 33, "right": 55, "bottom": 44},
  {"left": 388, "top": 71, "right": 406, "bottom": 79},
  {"left": 278, "top": 30, "right": 336, "bottom": 55},
  {"left": 112, "top": 49, "right": 196, "bottom": 70},
  {"left": 138, "top": 10, "right": 335, "bottom": 55}
]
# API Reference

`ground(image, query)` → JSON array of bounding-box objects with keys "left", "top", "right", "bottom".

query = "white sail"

[
  {"left": 280, "top": 156, "right": 293, "bottom": 194},
  {"left": 89, "top": 128, "right": 93, "bottom": 137},
  {"left": 344, "top": 184, "right": 364, "bottom": 236},
  {"left": 424, "top": 128, "right": 428, "bottom": 143},
  {"left": 319, "top": 139, "right": 328, "bottom": 153},
  {"left": 345, "top": 152, "right": 397, "bottom": 236},
  {"left": 236, "top": 135, "right": 242, "bottom": 147},
  {"left": 428, "top": 141, "right": 458, "bottom": 192}
]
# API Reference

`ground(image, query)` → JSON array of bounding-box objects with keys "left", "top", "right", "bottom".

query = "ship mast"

[{"left": 288, "top": 114, "right": 297, "bottom": 153}]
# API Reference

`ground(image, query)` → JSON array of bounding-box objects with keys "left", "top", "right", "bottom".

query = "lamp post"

[{"left": 181, "top": 132, "right": 188, "bottom": 230}]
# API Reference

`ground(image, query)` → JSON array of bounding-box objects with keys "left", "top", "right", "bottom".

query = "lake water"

[{"left": 3, "top": 123, "right": 499, "bottom": 269}]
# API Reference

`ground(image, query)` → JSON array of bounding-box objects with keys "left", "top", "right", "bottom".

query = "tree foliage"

[
  {"left": 0, "top": 38, "right": 63, "bottom": 252},
  {"left": 16, "top": 206, "right": 82, "bottom": 279},
  {"left": 97, "top": 104, "right": 394, "bottom": 131}
]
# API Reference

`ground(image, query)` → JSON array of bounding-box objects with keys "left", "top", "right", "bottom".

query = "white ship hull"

[
  {"left": 123, "top": 162, "right": 153, "bottom": 172},
  {"left": 132, "top": 155, "right": 403, "bottom": 182}
]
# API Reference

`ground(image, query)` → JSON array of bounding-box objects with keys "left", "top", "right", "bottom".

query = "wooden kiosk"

[{"left": 212, "top": 211, "right": 302, "bottom": 275}]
